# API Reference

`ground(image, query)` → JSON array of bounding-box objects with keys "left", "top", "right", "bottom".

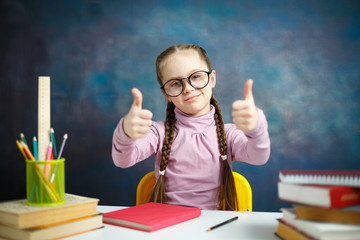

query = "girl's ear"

[{"left": 210, "top": 70, "right": 216, "bottom": 88}]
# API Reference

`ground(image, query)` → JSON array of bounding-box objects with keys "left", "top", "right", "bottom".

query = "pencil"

[
  {"left": 206, "top": 216, "right": 239, "bottom": 232},
  {"left": 50, "top": 128, "right": 57, "bottom": 159},
  {"left": 33, "top": 136, "right": 38, "bottom": 161},
  {"left": 50, "top": 134, "right": 67, "bottom": 183},
  {"left": 44, "top": 142, "right": 53, "bottom": 177},
  {"left": 46, "top": 142, "right": 53, "bottom": 160},
  {"left": 16, "top": 140, "right": 27, "bottom": 159},
  {"left": 20, "top": 133, "right": 29, "bottom": 148},
  {"left": 21, "top": 141, "right": 35, "bottom": 161},
  {"left": 57, "top": 134, "right": 68, "bottom": 159}
]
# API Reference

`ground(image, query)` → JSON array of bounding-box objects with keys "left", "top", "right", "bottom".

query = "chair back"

[
  {"left": 136, "top": 171, "right": 156, "bottom": 205},
  {"left": 233, "top": 171, "right": 252, "bottom": 211},
  {"left": 136, "top": 171, "right": 252, "bottom": 211}
]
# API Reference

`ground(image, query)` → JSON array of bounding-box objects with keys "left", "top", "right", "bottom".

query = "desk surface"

[{"left": 65, "top": 206, "right": 282, "bottom": 240}]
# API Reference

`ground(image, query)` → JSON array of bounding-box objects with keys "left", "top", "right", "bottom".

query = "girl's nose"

[{"left": 182, "top": 79, "right": 194, "bottom": 94}]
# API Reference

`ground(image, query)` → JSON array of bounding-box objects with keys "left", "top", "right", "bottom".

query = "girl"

[{"left": 112, "top": 43, "right": 270, "bottom": 210}]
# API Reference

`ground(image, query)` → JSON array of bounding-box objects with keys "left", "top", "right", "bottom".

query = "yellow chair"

[
  {"left": 136, "top": 171, "right": 157, "bottom": 206},
  {"left": 136, "top": 171, "right": 252, "bottom": 212}
]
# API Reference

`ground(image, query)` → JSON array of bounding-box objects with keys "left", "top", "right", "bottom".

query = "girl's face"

[{"left": 160, "top": 50, "right": 216, "bottom": 117}]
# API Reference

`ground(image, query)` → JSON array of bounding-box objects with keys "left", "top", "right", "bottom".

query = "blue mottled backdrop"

[{"left": 1, "top": 0, "right": 359, "bottom": 211}]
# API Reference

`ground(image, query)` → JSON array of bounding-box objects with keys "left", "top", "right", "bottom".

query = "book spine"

[
  {"left": 295, "top": 206, "right": 360, "bottom": 225},
  {"left": 330, "top": 187, "right": 360, "bottom": 208}
]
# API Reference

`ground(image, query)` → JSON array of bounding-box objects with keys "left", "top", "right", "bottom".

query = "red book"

[
  {"left": 278, "top": 182, "right": 360, "bottom": 208},
  {"left": 103, "top": 202, "right": 201, "bottom": 232},
  {"left": 279, "top": 170, "right": 360, "bottom": 187}
]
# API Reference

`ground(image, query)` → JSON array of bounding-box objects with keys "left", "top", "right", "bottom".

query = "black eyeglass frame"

[{"left": 160, "top": 70, "right": 213, "bottom": 97}]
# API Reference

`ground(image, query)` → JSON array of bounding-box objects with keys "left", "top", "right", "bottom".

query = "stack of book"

[
  {"left": 0, "top": 193, "right": 102, "bottom": 240},
  {"left": 275, "top": 169, "right": 360, "bottom": 240}
]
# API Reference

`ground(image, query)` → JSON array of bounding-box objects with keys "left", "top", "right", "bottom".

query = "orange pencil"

[{"left": 21, "top": 141, "right": 35, "bottom": 161}]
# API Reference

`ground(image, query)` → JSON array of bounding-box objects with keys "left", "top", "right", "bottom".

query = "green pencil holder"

[{"left": 25, "top": 158, "right": 65, "bottom": 206}]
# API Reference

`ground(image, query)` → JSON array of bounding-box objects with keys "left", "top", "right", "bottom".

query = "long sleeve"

[
  {"left": 226, "top": 108, "right": 271, "bottom": 165},
  {"left": 112, "top": 118, "right": 163, "bottom": 168},
  {"left": 111, "top": 106, "right": 270, "bottom": 210}
]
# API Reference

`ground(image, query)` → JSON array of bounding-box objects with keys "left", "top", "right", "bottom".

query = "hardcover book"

[
  {"left": 0, "top": 214, "right": 102, "bottom": 240},
  {"left": 0, "top": 193, "right": 99, "bottom": 229},
  {"left": 281, "top": 208, "right": 360, "bottom": 240},
  {"left": 278, "top": 182, "right": 360, "bottom": 208},
  {"left": 275, "top": 219, "right": 311, "bottom": 240},
  {"left": 295, "top": 205, "right": 360, "bottom": 225},
  {"left": 103, "top": 202, "right": 201, "bottom": 232}
]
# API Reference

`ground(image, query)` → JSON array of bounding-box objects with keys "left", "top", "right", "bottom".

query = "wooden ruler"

[{"left": 38, "top": 76, "right": 51, "bottom": 161}]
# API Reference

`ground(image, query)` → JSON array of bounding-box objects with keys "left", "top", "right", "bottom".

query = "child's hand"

[
  {"left": 123, "top": 88, "right": 153, "bottom": 139},
  {"left": 232, "top": 79, "right": 259, "bottom": 132}
]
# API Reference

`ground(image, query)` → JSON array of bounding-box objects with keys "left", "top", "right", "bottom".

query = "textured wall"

[{"left": 1, "top": 0, "right": 359, "bottom": 211}]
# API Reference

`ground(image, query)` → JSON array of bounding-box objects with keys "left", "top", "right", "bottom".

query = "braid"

[
  {"left": 211, "top": 95, "right": 238, "bottom": 211},
  {"left": 150, "top": 101, "right": 176, "bottom": 203}
]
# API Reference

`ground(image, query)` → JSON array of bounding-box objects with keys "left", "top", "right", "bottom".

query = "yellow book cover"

[
  {"left": 275, "top": 219, "right": 311, "bottom": 240},
  {"left": 0, "top": 214, "right": 103, "bottom": 240}
]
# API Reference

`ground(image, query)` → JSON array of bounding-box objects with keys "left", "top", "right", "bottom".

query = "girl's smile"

[{"left": 184, "top": 93, "right": 201, "bottom": 103}]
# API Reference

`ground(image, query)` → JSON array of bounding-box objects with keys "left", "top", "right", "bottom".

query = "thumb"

[
  {"left": 131, "top": 88, "right": 143, "bottom": 109},
  {"left": 244, "top": 79, "right": 254, "bottom": 101}
]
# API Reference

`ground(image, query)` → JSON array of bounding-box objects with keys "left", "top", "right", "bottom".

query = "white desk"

[{"left": 66, "top": 206, "right": 282, "bottom": 240}]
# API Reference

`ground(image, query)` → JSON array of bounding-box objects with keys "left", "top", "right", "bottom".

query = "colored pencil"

[
  {"left": 33, "top": 136, "right": 38, "bottom": 161},
  {"left": 51, "top": 134, "right": 68, "bottom": 183},
  {"left": 44, "top": 142, "right": 53, "bottom": 177},
  {"left": 16, "top": 140, "right": 27, "bottom": 159},
  {"left": 50, "top": 128, "right": 57, "bottom": 159},
  {"left": 206, "top": 216, "right": 238, "bottom": 232},
  {"left": 49, "top": 134, "right": 66, "bottom": 183},
  {"left": 21, "top": 141, "right": 35, "bottom": 161},
  {"left": 57, "top": 134, "right": 68, "bottom": 159},
  {"left": 46, "top": 142, "right": 53, "bottom": 160},
  {"left": 20, "top": 133, "right": 29, "bottom": 148}
]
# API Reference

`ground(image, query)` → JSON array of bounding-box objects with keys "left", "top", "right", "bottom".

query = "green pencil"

[
  {"left": 20, "top": 133, "right": 29, "bottom": 148},
  {"left": 50, "top": 128, "right": 57, "bottom": 159}
]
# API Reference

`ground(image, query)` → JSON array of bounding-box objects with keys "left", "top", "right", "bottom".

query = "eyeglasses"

[{"left": 160, "top": 70, "right": 212, "bottom": 97}]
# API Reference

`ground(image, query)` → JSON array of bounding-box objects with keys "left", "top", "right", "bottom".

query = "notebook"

[
  {"left": 279, "top": 170, "right": 360, "bottom": 187},
  {"left": 103, "top": 202, "right": 201, "bottom": 232}
]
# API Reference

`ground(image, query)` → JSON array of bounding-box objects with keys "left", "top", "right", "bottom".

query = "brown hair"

[{"left": 151, "top": 43, "right": 238, "bottom": 210}]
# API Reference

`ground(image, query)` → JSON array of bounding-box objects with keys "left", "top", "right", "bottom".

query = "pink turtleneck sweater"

[{"left": 112, "top": 106, "right": 270, "bottom": 210}]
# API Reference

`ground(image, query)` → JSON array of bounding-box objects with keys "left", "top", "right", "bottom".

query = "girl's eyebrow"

[{"left": 166, "top": 69, "right": 203, "bottom": 81}]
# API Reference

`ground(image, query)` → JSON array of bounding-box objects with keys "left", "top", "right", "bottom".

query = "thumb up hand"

[
  {"left": 232, "top": 79, "right": 259, "bottom": 132},
  {"left": 123, "top": 88, "right": 153, "bottom": 139}
]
